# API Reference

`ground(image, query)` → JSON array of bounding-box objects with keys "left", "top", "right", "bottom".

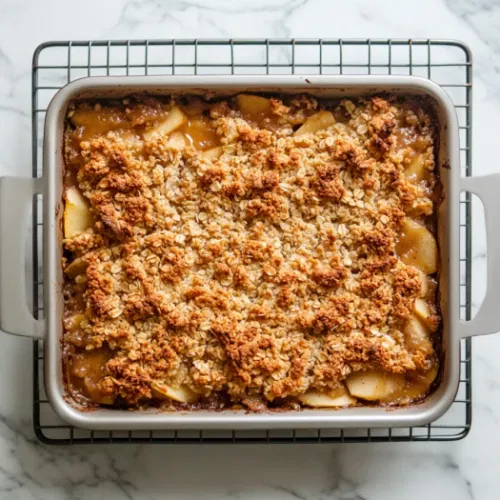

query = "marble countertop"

[{"left": 1, "top": 0, "right": 500, "bottom": 498}]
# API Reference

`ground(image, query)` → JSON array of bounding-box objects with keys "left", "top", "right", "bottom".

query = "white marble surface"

[{"left": 1, "top": 0, "right": 500, "bottom": 498}]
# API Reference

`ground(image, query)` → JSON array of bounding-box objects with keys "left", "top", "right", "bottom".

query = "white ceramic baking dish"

[{"left": 1, "top": 75, "right": 499, "bottom": 430}]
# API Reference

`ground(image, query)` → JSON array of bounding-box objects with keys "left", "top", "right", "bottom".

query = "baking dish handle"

[
  {"left": 0, "top": 176, "right": 45, "bottom": 338},
  {"left": 460, "top": 174, "right": 500, "bottom": 338}
]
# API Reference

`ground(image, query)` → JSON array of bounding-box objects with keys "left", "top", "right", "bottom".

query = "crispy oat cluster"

[{"left": 63, "top": 94, "right": 439, "bottom": 409}]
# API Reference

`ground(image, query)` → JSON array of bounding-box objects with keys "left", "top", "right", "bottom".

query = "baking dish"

[{"left": 1, "top": 75, "right": 499, "bottom": 430}]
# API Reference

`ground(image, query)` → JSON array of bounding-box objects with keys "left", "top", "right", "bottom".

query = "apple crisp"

[{"left": 62, "top": 93, "right": 441, "bottom": 410}]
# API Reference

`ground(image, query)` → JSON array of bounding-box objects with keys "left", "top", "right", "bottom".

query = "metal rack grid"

[{"left": 31, "top": 39, "right": 472, "bottom": 444}]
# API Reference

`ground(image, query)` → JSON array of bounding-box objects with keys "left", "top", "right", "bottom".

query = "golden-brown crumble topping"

[{"left": 62, "top": 94, "right": 440, "bottom": 410}]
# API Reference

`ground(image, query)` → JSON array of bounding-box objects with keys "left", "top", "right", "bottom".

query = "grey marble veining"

[{"left": 0, "top": 0, "right": 500, "bottom": 498}]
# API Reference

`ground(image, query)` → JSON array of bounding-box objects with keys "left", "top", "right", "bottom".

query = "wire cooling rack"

[{"left": 32, "top": 39, "right": 472, "bottom": 444}]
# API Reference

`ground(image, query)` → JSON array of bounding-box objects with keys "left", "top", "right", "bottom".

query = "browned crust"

[{"left": 62, "top": 94, "right": 440, "bottom": 409}]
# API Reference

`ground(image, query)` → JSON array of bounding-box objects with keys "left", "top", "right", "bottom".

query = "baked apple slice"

[
  {"left": 396, "top": 218, "right": 438, "bottom": 275},
  {"left": 151, "top": 381, "right": 199, "bottom": 403},
  {"left": 404, "top": 154, "right": 431, "bottom": 184},
  {"left": 200, "top": 146, "right": 223, "bottom": 161},
  {"left": 166, "top": 130, "right": 188, "bottom": 149},
  {"left": 143, "top": 105, "right": 187, "bottom": 140},
  {"left": 346, "top": 370, "right": 404, "bottom": 401},
  {"left": 64, "top": 187, "right": 92, "bottom": 239},
  {"left": 299, "top": 386, "right": 356, "bottom": 407},
  {"left": 64, "top": 257, "right": 87, "bottom": 278},
  {"left": 404, "top": 315, "right": 433, "bottom": 355},
  {"left": 294, "top": 110, "right": 335, "bottom": 136},
  {"left": 236, "top": 94, "right": 271, "bottom": 121}
]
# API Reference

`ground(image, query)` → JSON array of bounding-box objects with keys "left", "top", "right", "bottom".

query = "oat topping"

[{"left": 63, "top": 94, "right": 440, "bottom": 409}]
